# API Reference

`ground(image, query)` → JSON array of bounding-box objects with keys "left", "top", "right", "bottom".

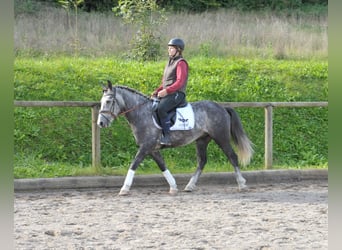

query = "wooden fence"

[{"left": 14, "top": 101, "right": 328, "bottom": 169}]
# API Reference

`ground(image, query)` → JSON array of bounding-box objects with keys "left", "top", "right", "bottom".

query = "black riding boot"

[{"left": 160, "top": 118, "right": 171, "bottom": 146}]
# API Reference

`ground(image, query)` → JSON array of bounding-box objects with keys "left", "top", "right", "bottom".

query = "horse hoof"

[
  {"left": 169, "top": 188, "right": 178, "bottom": 195},
  {"left": 184, "top": 184, "right": 196, "bottom": 192},
  {"left": 183, "top": 186, "right": 194, "bottom": 192},
  {"left": 118, "top": 189, "right": 130, "bottom": 196},
  {"left": 238, "top": 184, "right": 248, "bottom": 191}
]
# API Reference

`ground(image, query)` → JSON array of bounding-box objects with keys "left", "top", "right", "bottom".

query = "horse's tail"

[{"left": 225, "top": 107, "right": 254, "bottom": 166}]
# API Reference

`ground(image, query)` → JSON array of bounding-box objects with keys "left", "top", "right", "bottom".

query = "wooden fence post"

[
  {"left": 264, "top": 105, "right": 273, "bottom": 169},
  {"left": 91, "top": 105, "right": 101, "bottom": 168}
]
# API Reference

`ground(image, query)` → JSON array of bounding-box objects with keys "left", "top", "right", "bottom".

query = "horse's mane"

[{"left": 115, "top": 85, "right": 150, "bottom": 100}]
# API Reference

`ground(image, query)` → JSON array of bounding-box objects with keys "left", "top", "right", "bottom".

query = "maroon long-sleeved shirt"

[{"left": 154, "top": 60, "right": 188, "bottom": 94}]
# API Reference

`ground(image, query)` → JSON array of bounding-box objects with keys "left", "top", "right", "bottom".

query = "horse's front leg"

[
  {"left": 119, "top": 148, "right": 147, "bottom": 196},
  {"left": 150, "top": 151, "right": 178, "bottom": 195}
]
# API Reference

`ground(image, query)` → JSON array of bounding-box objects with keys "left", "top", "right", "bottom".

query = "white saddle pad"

[{"left": 153, "top": 103, "right": 195, "bottom": 131}]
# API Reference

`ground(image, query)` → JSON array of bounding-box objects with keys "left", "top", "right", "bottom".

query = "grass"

[
  {"left": 14, "top": 5, "right": 327, "bottom": 59},
  {"left": 14, "top": 152, "right": 327, "bottom": 179},
  {"left": 14, "top": 56, "right": 328, "bottom": 178}
]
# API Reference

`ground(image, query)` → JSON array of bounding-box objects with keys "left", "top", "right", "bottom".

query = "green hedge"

[
  {"left": 160, "top": 0, "right": 327, "bottom": 12},
  {"left": 14, "top": 56, "right": 328, "bottom": 172},
  {"left": 84, "top": 0, "right": 328, "bottom": 12},
  {"left": 15, "top": 0, "right": 327, "bottom": 14}
]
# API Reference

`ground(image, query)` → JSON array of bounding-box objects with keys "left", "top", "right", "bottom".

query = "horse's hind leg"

[
  {"left": 150, "top": 151, "right": 178, "bottom": 194},
  {"left": 215, "top": 137, "right": 247, "bottom": 190},
  {"left": 184, "top": 136, "right": 211, "bottom": 192}
]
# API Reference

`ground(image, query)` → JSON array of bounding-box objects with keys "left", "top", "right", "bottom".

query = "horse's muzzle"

[
  {"left": 97, "top": 119, "right": 111, "bottom": 128},
  {"left": 98, "top": 121, "right": 106, "bottom": 128},
  {"left": 97, "top": 113, "right": 113, "bottom": 128}
]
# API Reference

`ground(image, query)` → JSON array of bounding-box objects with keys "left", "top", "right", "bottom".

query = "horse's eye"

[{"left": 106, "top": 100, "right": 111, "bottom": 104}]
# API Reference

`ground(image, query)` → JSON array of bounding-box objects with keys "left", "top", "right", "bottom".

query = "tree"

[
  {"left": 58, "top": 0, "right": 84, "bottom": 57},
  {"left": 113, "top": 0, "right": 166, "bottom": 61}
]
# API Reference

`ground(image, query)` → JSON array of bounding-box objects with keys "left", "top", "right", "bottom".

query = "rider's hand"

[{"left": 157, "top": 89, "right": 168, "bottom": 98}]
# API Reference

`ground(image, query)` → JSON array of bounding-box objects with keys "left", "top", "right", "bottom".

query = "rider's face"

[{"left": 168, "top": 46, "right": 178, "bottom": 57}]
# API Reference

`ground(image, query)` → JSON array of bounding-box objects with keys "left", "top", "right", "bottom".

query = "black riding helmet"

[{"left": 168, "top": 38, "right": 185, "bottom": 51}]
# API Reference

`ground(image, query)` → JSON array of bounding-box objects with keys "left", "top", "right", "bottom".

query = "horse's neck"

[
  {"left": 116, "top": 88, "right": 153, "bottom": 140},
  {"left": 117, "top": 87, "right": 148, "bottom": 111}
]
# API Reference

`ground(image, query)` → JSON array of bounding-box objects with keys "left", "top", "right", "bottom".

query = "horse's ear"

[
  {"left": 107, "top": 80, "right": 113, "bottom": 90},
  {"left": 99, "top": 81, "right": 107, "bottom": 92}
]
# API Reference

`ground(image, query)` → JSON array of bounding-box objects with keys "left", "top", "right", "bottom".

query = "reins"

[{"left": 118, "top": 100, "right": 150, "bottom": 117}]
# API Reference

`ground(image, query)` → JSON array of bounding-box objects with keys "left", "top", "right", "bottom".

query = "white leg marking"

[
  {"left": 184, "top": 170, "right": 202, "bottom": 192},
  {"left": 119, "top": 169, "right": 135, "bottom": 195},
  {"left": 184, "top": 176, "right": 197, "bottom": 192},
  {"left": 163, "top": 169, "right": 178, "bottom": 194},
  {"left": 236, "top": 173, "right": 247, "bottom": 190}
]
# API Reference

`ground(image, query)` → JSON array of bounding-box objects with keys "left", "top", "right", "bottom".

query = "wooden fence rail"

[{"left": 14, "top": 101, "right": 328, "bottom": 169}]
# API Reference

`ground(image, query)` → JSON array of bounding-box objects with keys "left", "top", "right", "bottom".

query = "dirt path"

[{"left": 14, "top": 180, "right": 327, "bottom": 249}]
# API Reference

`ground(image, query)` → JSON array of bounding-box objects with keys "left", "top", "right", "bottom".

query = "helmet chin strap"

[{"left": 169, "top": 50, "right": 180, "bottom": 59}]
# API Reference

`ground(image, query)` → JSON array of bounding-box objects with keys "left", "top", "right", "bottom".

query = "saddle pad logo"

[
  {"left": 178, "top": 118, "right": 188, "bottom": 123},
  {"left": 170, "top": 104, "right": 194, "bottom": 130}
]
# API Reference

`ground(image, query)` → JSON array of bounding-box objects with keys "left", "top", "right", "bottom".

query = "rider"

[{"left": 152, "top": 38, "right": 189, "bottom": 145}]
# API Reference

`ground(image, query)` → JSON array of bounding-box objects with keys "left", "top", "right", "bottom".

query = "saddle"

[{"left": 152, "top": 102, "right": 195, "bottom": 131}]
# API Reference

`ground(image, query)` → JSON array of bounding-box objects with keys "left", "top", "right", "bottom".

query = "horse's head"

[{"left": 97, "top": 80, "right": 119, "bottom": 128}]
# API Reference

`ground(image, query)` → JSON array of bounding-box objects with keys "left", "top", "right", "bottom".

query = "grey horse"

[{"left": 97, "top": 81, "right": 254, "bottom": 195}]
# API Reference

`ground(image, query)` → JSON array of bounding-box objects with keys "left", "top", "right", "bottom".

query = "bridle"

[{"left": 99, "top": 87, "right": 149, "bottom": 121}]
